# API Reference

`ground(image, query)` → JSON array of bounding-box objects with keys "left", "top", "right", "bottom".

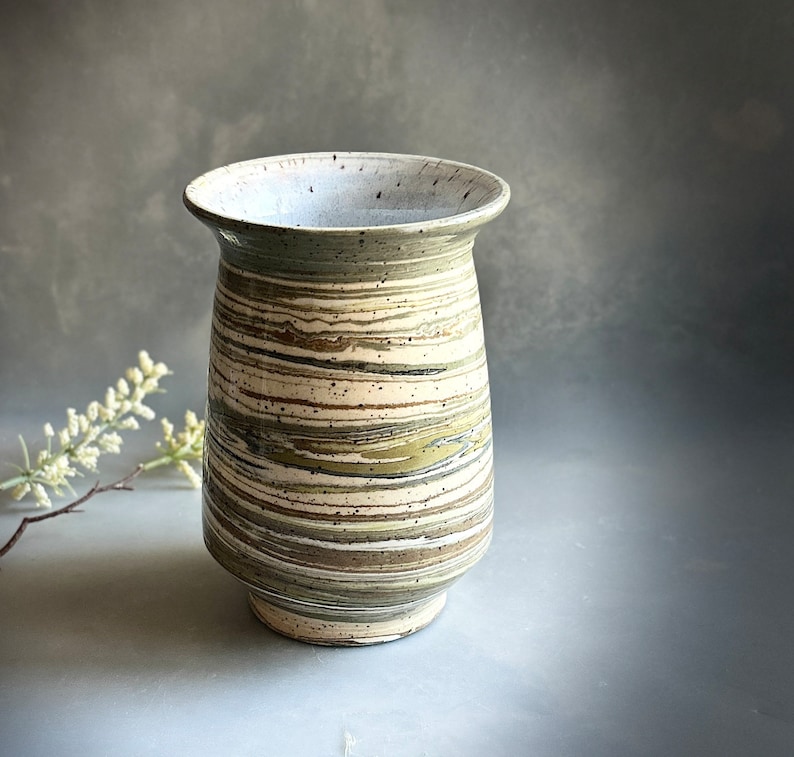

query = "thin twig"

[{"left": 0, "top": 465, "right": 144, "bottom": 560}]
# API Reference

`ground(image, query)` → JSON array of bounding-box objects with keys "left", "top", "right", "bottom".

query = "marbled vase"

[{"left": 184, "top": 153, "right": 510, "bottom": 645}]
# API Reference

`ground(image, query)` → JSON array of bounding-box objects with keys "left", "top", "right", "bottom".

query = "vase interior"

[{"left": 184, "top": 152, "right": 509, "bottom": 230}]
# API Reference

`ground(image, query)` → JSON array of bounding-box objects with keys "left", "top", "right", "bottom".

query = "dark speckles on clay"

[{"left": 185, "top": 151, "right": 511, "bottom": 645}]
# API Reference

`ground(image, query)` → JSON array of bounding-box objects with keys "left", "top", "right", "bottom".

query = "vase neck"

[{"left": 211, "top": 225, "right": 481, "bottom": 282}]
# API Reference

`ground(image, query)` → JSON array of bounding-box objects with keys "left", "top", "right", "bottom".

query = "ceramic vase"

[{"left": 184, "top": 152, "right": 510, "bottom": 645}]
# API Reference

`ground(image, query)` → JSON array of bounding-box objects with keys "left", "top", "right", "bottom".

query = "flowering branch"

[
  {"left": 0, "top": 351, "right": 206, "bottom": 559},
  {"left": 0, "top": 351, "right": 169, "bottom": 507},
  {"left": 141, "top": 411, "right": 205, "bottom": 488},
  {"left": 0, "top": 466, "right": 144, "bottom": 559}
]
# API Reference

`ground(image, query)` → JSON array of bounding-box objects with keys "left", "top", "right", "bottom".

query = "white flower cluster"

[
  {"left": 5, "top": 351, "right": 170, "bottom": 508},
  {"left": 145, "top": 410, "right": 206, "bottom": 488}
]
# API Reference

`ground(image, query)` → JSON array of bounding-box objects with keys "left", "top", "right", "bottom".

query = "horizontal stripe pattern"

[{"left": 203, "top": 227, "right": 495, "bottom": 641}]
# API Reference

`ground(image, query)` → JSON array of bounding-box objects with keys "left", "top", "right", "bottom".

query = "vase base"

[{"left": 248, "top": 592, "right": 447, "bottom": 646}]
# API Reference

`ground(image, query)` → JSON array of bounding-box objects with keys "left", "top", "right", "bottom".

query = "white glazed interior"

[{"left": 184, "top": 152, "right": 510, "bottom": 231}]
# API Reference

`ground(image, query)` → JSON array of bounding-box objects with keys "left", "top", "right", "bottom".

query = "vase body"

[{"left": 184, "top": 153, "right": 509, "bottom": 645}]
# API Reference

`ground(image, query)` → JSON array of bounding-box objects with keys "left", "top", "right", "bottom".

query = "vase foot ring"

[{"left": 248, "top": 592, "right": 447, "bottom": 646}]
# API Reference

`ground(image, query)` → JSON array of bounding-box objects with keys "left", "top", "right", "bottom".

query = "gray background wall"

[{"left": 1, "top": 0, "right": 792, "bottom": 443}]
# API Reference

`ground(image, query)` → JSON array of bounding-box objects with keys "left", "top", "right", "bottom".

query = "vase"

[{"left": 184, "top": 152, "right": 510, "bottom": 645}]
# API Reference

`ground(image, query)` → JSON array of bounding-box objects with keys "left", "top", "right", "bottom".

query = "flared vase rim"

[{"left": 183, "top": 151, "right": 511, "bottom": 236}]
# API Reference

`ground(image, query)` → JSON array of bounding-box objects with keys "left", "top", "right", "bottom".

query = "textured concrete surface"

[{"left": 1, "top": 0, "right": 792, "bottom": 433}]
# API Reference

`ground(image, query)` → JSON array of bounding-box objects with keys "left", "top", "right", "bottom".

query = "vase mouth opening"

[{"left": 184, "top": 152, "right": 510, "bottom": 234}]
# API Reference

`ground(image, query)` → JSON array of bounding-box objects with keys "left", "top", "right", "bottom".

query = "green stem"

[
  {"left": 0, "top": 474, "right": 28, "bottom": 491},
  {"left": 141, "top": 445, "right": 200, "bottom": 471},
  {"left": 140, "top": 455, "right": 173, "bottom": 471},
  {"left": 18, "top": 435, "right": 30, "bottom": 471}
]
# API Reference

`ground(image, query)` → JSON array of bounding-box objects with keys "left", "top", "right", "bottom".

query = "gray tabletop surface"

[{"left": 2, "top": 377, "right": 793, "bottom": 757}]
